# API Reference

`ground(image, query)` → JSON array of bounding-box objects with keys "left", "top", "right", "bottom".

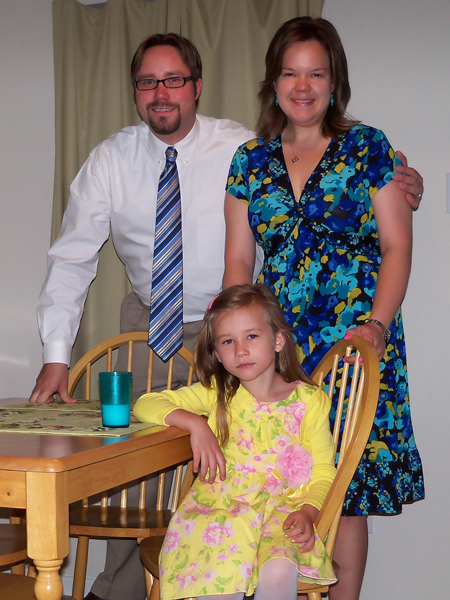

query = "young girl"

[{"left": 133, "top": 284, "right": 337, "bottom": 600}]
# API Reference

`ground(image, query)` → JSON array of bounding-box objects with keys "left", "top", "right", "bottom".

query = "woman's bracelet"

[{"left": 365, "top": 318, "right": 391, "bottom": 343}]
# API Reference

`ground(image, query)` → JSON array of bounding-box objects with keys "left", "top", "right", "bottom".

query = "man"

[{"left": 30, "top": 33, "right": 423, "bottom": 600}]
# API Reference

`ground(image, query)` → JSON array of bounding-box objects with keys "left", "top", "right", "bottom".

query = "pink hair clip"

[{"left": 209, "top": 295, "right": 219, "bottom": 309}]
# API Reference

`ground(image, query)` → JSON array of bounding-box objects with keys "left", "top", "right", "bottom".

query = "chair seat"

[
  {"left": 69, "top": 503, "right": 173, "bottom": 538},
  {"left": 140, "top": 534, "right": 165, "bottom": 578},
  {"left": 0, "top": 573, "right": 73, "bottom": 600},
  {"left": 0, "top": 523, "right": 27, "bottom": 567},
  {"left": 0, "top": 573, "right": 37, "bottom": 600}
]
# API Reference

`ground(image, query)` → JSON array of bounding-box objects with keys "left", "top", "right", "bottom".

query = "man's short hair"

[{"left": 130, "top": 33, "right": 202, "bottom": 89}]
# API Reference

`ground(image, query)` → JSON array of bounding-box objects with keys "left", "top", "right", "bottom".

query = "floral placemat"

[{"left": 0, "top": 399, "right": 151, "bottom": 437}]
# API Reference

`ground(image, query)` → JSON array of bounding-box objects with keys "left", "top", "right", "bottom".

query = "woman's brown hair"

[
  {"left": 194, "top": 284, "right": 313, "bottom": 447},
  {"left": 256, "top": 17, "right": 358, "bottom": 142}
]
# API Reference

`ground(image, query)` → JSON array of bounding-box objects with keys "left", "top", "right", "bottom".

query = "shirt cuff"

[{"left": 43, "top": 341, "right": 72, "bottom": 366}]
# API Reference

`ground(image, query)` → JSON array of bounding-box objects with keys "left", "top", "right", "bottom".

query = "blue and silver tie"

[{"left": 148, "top": 146, "right": 183, "bottom": 361}]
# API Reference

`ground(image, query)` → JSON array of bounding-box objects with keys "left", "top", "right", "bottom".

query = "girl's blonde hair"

[{"left": 194, "top": 284, "right": 313, "bottom": 446}]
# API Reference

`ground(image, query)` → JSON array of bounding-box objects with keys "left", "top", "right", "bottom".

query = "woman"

[{"left": 223, "top": 17, "right": 424, "bottom": 600}]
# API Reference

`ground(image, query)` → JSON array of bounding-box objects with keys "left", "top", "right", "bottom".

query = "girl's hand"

[
  {"left": 189, "top": 417, "right": 227, "bottom": 484},
  {"left": 343, "top": 324, "right": 386, "bottom": 362},
  {"left": 282, "top": 505, "right": 318, "bottom": 553}
]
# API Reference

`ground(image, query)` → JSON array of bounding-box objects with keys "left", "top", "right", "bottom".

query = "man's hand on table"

[{"left": 29, "top": 363, "right": 77, "bottom": 404}]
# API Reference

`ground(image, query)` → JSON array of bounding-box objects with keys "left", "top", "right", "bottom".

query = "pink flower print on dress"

[
  {"left": 276, "top": 443, "right": 314, "bottom": 488},
  {"left": 217, "top": 552, "right": 228, "bottom": 561},
  {"left": 278, "top": 402, "right": 306, "bottom": 435},
  {"left": 175, "top": 562, "right": 202, "bottom": 590},
  {"left": 204, "top": 568, "right": 217, "bottom": 581},
  {"left": 180, "top": 518, "right": 195, "bottom": 536},
  {"left": 162, "top": 529, "right": 182, "bottom": 553},
  {"left": 184, "top": 498, "right": 214, "bottom": 516},
  {"left": 272, "top": 433, "right": 292, "bottom": 452},
  {"left": 236, "top": 429, "right": 254, "bottom": 451},
  {"left": 234, "top": 482, "right": 261, "bottom": 502},
  {"left": 235, "top": 462, "right": 259, "bottom": 477},
  {"left": 300, "top": 565, "right": 321, "bottom": 578},
  {"left": 269, "top": 545, "right": 291, "bottom": 558},
  {"left": 253, "top": 400, "right": 272, "bottom": 417},
  {"left": 229, "top": 502, "right": 251, "bottom": 517},
  {"left": 202, "top": 519, "right": 234, "bottom": 546},
  {"left": 263, "top": 474, "right": 284, "bottom": 495},
  {"left": 239, "top": 561, "right": 253, "bottom": 580},
  {"left": 209, "top": 480, "right": 229, "bottom": 495}
]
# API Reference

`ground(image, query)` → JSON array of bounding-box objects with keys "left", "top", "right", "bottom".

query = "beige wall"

[
  {"left": 0, "top": 0, "right": 448, "bottom": 596},
  {"left": 0, "top": 1, "right": 54, "bottom": 398},
  {"left": 323, "top": 0, "right": 450, "bottom": 598}
]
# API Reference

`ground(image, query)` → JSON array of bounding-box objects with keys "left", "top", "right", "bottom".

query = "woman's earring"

[
  {"left": 275, "top": 95, "right": 279, "bottom": 106},
  {"left": 330, "top": 93, "right": 334, "bottom": 106}
]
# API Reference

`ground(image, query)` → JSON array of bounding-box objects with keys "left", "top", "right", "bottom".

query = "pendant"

[{"left": 292, "top": 156, "right": 299, "bottom": 163}]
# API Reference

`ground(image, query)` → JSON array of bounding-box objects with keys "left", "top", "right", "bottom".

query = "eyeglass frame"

[{"left": 135, "top": 75, "right": 194, "bottom": 92}]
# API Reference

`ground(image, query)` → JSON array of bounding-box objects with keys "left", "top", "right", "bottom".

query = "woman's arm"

[
  {"left": 345, "top": 179, "right": 413, "bottom": 359},
  {"left": 222, "top": 192, "right": 257, "bottom": 289}
]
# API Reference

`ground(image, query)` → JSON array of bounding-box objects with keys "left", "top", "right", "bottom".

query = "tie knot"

[{"left": 166, "top": 146, "right": 177, "bottom": 164}]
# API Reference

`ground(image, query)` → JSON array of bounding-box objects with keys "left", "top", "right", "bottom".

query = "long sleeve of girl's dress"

[
  {"left": 298, "top": 385, "right": 336, "bottom": 512},
  {"left": 133, "top": 381, "right": 217, "bottom": 426}
]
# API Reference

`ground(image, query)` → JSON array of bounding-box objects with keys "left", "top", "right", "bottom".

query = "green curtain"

[{"left": 51, "top": 0, "right": 324, "bottom": 366}]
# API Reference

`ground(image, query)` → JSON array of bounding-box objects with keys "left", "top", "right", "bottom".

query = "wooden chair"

[
  {"left": 0, "top": 521, "right": 40, "bottom": 600},
  {"left": 67, "top": 331, "right": 195, "bottom": 600},
  {"left": 140, "top": 336, "right": 380, "bottom": 600},
  {"left": 0, "top": 522, "right": 28, "bottom": 574},
  {"left": 296, "top": 336, "right": 380, "bottom": 599}
]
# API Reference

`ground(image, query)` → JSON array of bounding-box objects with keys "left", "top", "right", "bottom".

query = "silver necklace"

[{"left": 290, "top": 141, "right": 299, "bottom": 163}]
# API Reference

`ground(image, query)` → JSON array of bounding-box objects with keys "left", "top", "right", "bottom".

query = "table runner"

[{"left": 0, "top": 399, "right": 152, "bottom": 437}]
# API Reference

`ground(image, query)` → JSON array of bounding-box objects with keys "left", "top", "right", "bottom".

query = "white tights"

[{"left": 198, "top": 558, "right": 298, "bottom": 600}]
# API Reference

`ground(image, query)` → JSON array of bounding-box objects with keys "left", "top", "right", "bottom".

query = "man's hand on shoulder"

[
  {"left": 394, "top": 150, "right": 424, "bottom": 211},
  {"left": 29, "top": 363, "right": 76, "bottom": 404}
]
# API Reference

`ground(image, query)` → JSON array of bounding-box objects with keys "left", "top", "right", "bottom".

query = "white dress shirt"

[{"left": 38, "top": 115, "right": 260, "bottom": 365}]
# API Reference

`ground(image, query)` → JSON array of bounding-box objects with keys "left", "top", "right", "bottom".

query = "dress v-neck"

[{"left": 278, "top": 135, "right": 339, "bottom": 204}]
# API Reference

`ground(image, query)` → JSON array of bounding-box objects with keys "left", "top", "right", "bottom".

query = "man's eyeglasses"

[{"left": 135, "top": 76, "right": 193, "bottom": 91}]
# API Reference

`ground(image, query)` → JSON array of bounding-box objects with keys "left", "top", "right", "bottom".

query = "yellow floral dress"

[{"left": 134, "top": 382, "right": 337, "bottom": 599}]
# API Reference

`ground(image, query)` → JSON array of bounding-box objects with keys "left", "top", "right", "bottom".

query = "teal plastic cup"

[{"left": 98, "top": 371, "right": 132, "bottom": 428}]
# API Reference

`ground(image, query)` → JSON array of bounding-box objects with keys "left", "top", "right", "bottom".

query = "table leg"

[
  {"left": 26, "top": 471, "right": 69, "bottom": 600},
  {"left": 33, "top": 559, "right": 65, "bottom": 600}
]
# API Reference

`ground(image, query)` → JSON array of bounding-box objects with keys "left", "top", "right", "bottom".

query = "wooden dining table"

[{"left": 0, "top": 423, "right": 192, "bottom": 600}]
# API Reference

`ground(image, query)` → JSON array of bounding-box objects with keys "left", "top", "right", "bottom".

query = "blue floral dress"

[{"left": 226, "top": 124, "right": 424, "bottom": 515}]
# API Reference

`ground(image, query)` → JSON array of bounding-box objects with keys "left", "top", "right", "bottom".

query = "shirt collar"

[{"left": 147, "top": 117, "right": 200, "bottom": 166}]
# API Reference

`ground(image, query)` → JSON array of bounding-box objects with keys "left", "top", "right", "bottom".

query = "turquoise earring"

[
  {"left": 330, "top": 93, "right": 334, "bottom": 106},
  {"left": 275, "top": 96, "right": 279, "bottom": 106}
]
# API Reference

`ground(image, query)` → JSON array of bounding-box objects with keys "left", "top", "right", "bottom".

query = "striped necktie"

[{"left": 148, "top": 146, "right": 183, "bottom": 361}]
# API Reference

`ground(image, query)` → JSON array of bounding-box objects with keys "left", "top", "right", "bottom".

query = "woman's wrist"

[{"left": 365, "top": 318, "right": 391, "bottom": 343}]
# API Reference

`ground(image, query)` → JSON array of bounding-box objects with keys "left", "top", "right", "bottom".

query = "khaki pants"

[{"left": 90, "top": 292, "right": 201, "bottom": 600}]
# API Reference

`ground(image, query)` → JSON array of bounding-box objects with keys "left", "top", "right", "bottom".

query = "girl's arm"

[
  {"left": 283, "top": 387, "right": 336, "bottom": 551},
  {"left": 222, "top": 192, "right": 256, "bottom": 289},
  {"left": 133, "top": 383, "right": 226, "bottom": 483},
  {"left": 165, "top": 409, "right": 227, "bottom": 483},
  {"left": 345, "top": 180, "right": 413, "bottom": 360},
  {"left": 282, "top": 504, "right": 319, "bottom": 552}
]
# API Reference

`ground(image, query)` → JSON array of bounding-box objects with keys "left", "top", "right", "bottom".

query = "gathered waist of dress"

[{"left": 261, "top": 219, "right": 381, "bottom": 263}]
